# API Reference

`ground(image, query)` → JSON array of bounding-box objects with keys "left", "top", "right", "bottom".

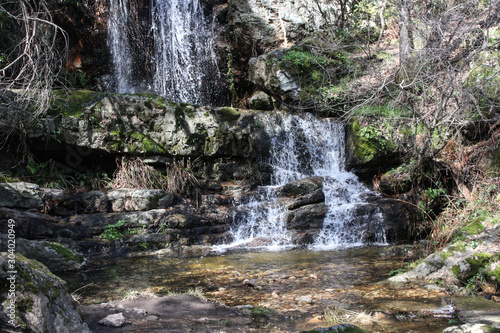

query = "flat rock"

[{"left": 98, "top": 312, "right": 126, "bottom": 327}]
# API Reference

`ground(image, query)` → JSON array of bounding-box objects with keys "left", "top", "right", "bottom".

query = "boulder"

[
  {"left": 389, "top": 229, "right": 500, "bottom": 286},
  {"left": 0, "top": 253, "right": 91, "bottom": 333},
  {"left": 248, "top": 91, "right": 274, "bottom": 110},
  {"left": 0, "top": 236, "right": 85, "bottom": 272},
  {"left": 279, "top": 176, "right": 325, "bottom": 210}
]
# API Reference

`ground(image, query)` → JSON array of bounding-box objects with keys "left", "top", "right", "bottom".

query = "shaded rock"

[
  {"left": 98, "top": 312, "right": 126, "bottom": 327},
  {"left": 299, "top": 323, "right": 369, "bottom": 332},
  {"left": 0, "top": 253, "right": 91, "bottom": 333},
  {"left": 0, "top": 236, "right": 85, "bottom": 272},
  {"left": 451, "top": 297, "right": 500, "bottom": 331},
  {"left": 248, "top": 91, "right": 274, "bottom": 110},
  {"left": 0, "top": 182, "right": 43, "bottom": 210}
]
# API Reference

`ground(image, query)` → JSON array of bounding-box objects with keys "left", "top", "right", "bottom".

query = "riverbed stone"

[
  {"left": 98, "top": 312, "right": 126, "bottom": 327},
  {"left": 0, "top": 253, "right": 91, "bottom": 333}
]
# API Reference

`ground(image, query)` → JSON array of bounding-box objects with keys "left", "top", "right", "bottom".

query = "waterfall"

[
  {"left": 151, "top": 0, "right": 220, "bottom": 104},
  {"left": 108, "top": 0, "right": 135, "bottom": 93},
  {"left": 107, "top": 0, "right": 221, "bottom": 103},
  {"left": 224, "top": 113, "right": 387, "bottom": 251}
]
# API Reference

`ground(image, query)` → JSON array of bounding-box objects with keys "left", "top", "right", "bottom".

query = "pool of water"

[{"left": 63, "top": 246, "right": 456, "bottom": 332}]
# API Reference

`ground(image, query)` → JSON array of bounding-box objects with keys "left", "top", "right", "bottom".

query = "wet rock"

[
  {"left": 98, "top": 312, "right": 126, "bottom": 327},
  {"left": 279, "top": 176, "right": 325, "bottom": 210},
  {"left": 0, "top": 253, "right": 91, "bottom": 333},
  {"left": 287, "top": 203, "right": 327, "bottom": 230}
]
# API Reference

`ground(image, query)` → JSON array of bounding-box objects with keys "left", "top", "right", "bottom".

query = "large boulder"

[
  {"left": 389, "top": 229, "right": 500, "bottom": 287},
  {"left": 0, "top": 253, "right": 91, "bottom": 333},
  {"left": 0, "top": 237, "right": 85, "bottom": 272}
]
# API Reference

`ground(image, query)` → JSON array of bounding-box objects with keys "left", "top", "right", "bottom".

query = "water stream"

[
  {"left": 62, "top": 247, "right": 453, "bottom": 332},
  {"left": 223, "top": 113, "right": 387, "bottom": 251}
]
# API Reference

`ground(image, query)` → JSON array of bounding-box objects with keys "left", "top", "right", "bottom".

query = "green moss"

[
  {"left": 351, "top": 118, "right": 394, "bottom": 163},
  {"left": 465, "top": 253, "right": 493, "bottom": 277},
  {"left": 447, "top": 241, "right": 467, "bottom": 254},
  {"left": 463, "top": 218, "right": 486, "bottom": 235},
  {"left": 43, "top": 241, "right": 83, "bottom": 262},
  {"left": 217, "top": 107, "right": 240, "bottom": 121},
  {"left": 486, "top": 266, "right": 500, "bottom": 285},
  {"left": 50, "top": 90, "right": 102, "bottom": 118},
  {"left": 451, "top": 265, "right": 461, "bottom": 277}
]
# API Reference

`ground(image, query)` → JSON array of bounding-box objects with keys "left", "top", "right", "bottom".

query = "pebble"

[{"left": 296, "top": 296, "right": 313, "bottom": 304}]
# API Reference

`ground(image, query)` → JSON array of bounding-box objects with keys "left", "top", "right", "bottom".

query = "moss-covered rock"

[
  {"left": 1, "top": 237, "right": 86, "bottom": 272},
  {"left": 0, "top": 253, "right": 91, "bottom": 332}
]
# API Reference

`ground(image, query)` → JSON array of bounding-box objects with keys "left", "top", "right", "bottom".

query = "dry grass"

[{"left": 112, "top": 157, "right": 168, "bottom": 190}]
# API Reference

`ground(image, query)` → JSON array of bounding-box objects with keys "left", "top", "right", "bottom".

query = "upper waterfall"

[
  {"left": 107, "top": 0, "right": 221, "bottom": 104},
  {"left": 108, "top": 0, "right": 135, "bottom": 93}
]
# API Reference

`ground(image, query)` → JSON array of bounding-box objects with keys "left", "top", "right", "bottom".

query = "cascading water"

[
  {"left": 107, "top": 0, "right": 221, "bottom": 103},
  {"left": 108, "top": 0, "right": 135, "bottom": 93},
  {"left": 225, "top": 113, "right": 387, "bottom": 251},
  {"left": 151, "top": 0, "right": 220, "bottom": 104}
]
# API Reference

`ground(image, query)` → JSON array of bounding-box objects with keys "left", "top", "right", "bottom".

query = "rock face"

[
  {"left": 0, "top": 253, "right": 91, "bottom": 333},
  {"left": 0, "top": 182, "right": 232, "bottom": 256}
]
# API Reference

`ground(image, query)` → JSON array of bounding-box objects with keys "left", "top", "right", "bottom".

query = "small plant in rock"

[{"left": 101, "top": 219, "right": 127, "bottom": 240}]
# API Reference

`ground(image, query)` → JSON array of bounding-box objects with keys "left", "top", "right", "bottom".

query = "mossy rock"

[
  {"left": 351, "top": 118, "right": 395, "bottom": 164},
  {"left": 463, "top": 218, "right": 486, "bottom": 235},
  {"left": 465, "top": 253, "right": 493, "bottom": 278},
  {"left": 486, "top": 264, "right": 500, "bottom": 286},
  {"left": 215, "top": 107, "right": 240, "bottom": 121},
  {"left": 49, "top": 90, "right": 103, "bottom": 118}
]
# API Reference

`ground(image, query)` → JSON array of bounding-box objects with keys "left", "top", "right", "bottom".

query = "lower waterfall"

[{"left": 222, "top": 113, "right": 388, "bottom": 251}]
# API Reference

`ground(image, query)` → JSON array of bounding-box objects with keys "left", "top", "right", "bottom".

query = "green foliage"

[
  {"left": 101, "top": 219, "right": 127, "bottom": 240},
  {"left": 353, "top": 104, "right": 411, "bottom": 118},
  {"left": 250, "top": 306, "right": 275, "bottom": 317},
  {"left": 387, "top": 268, "right": 407, "bottom": 276},
  {"left": 26, "top": 157, "right": 49, "bottom": 175}
]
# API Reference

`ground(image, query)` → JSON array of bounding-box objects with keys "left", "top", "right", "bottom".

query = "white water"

[
  {"left": 221, "top": 113, "right": 387, "bottom": 251},
  {"left": 151, "top": 0, "right": 220, "bottom": 104},
  {"left": 107, "top": 0, "right": 220, "bottom": 103},
  {"left": 108, "top": 0, "right": 135, "bottom": 93}
]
